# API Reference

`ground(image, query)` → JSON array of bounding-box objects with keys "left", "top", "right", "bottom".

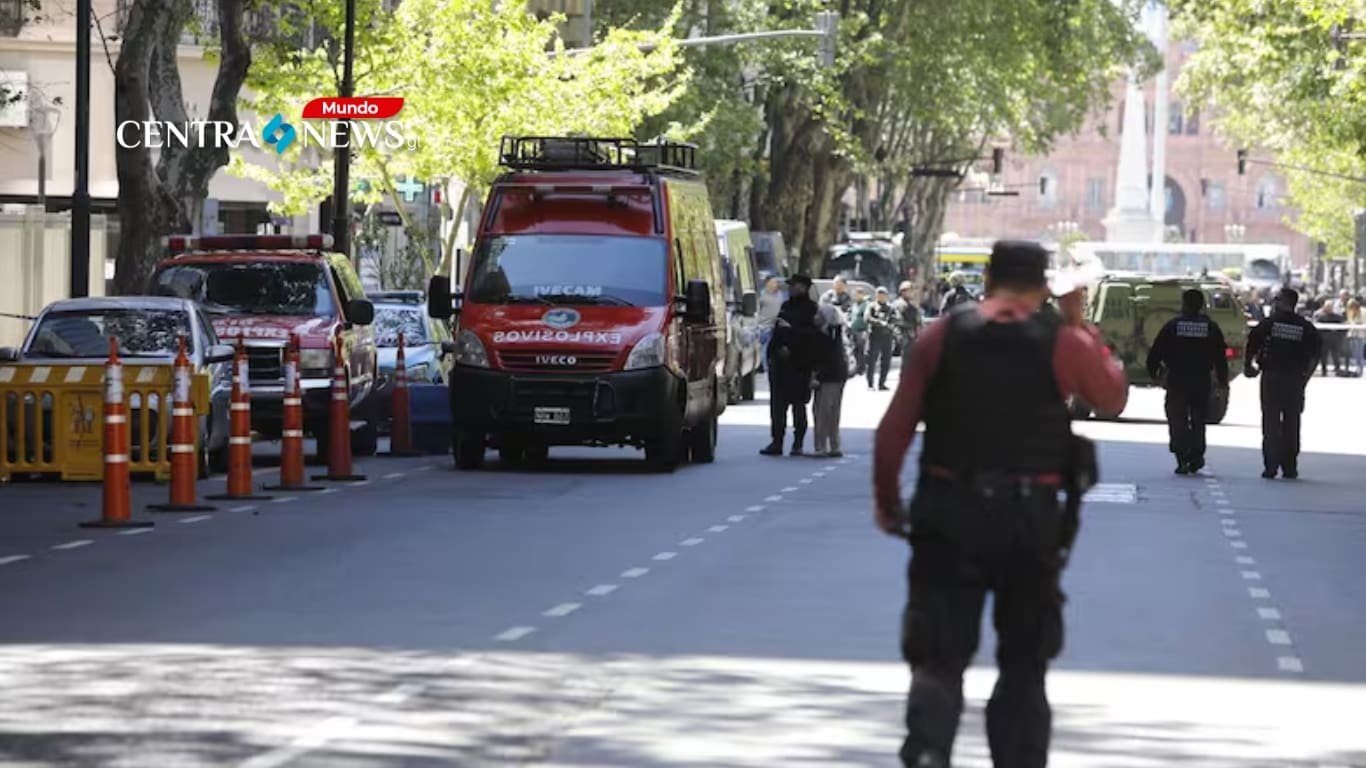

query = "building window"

[
  {"left": 0, "top": 0, "right": 23, "bottom": 35},
  {"left": 1038, "top": 170, "right": 1059, "bottom": 209},
  {"left": 1256, "top": 175, "right": 1279, "bottom": 209},
  {"left": 1206, "top": 181, "right": 1226, "bottom": 210},
  {"left": 1185, "top": 109, "right": 1200, "bottom": 135},
  {"left": 1085, "top": 178, "right": 1106, "bottom": 210},
  {"left": 1168, "top": 102, "right": 1184, "bottom": 135}
]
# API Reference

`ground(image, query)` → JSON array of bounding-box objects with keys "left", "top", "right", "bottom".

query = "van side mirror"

[
  {"left": 428, "top": 275, "right": 454, "bottom": 318},
  {"left": 684, "top": 279, "right": 712, "bottom": 321},
  {"left": 0, "top": 346, "right": 19, "bottom": 362},
  {"left": 205, "top": 343, "right": 235, "bottom": 364},
  {"left": 347, "top": 298, "right": 375, "bottom": 326},
  {"left": 741, "top": 290, "right": 758, "bottom": 318}
]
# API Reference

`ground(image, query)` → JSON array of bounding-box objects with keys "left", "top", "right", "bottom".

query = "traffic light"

[
  {"left": 815, "top": 11, "right": 839, "bottom": 68},
  {"left": 1237, "top": 149, "right": 1248, "bottom": 175},
  {"left": 991, "top": 148, "right": 1004, "bottom": 175}
]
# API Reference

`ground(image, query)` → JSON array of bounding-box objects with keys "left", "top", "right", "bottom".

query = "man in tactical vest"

[
  {"left": 1145, "top": 289, "right": 1230, "bottom": 475},
  {"left": 1246, "top": 287, "right": 1321, "bottom": 479},
  {"left": 873, "top": 241, "right": 1128, "bottom": 768}
]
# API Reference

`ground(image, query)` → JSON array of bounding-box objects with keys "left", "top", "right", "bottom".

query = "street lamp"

[{"left": 28, "top": 100, "right": 60, "bottom": 211}]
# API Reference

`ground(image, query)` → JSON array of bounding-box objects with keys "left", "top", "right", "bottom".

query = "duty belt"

[{"left": 923, "top": 464, "right": 1063, "bottom": 495}]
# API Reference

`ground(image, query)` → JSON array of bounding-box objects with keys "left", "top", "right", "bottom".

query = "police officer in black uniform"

[
  {"left": 874, "top": 241, "right": 1128, "bottom": 768},
  {"left": 1145, "top": 289, "right": 1230, "bottom": 475},
  {"left": 1246, "top": 287, "right": 1321, "bottom": 479}
]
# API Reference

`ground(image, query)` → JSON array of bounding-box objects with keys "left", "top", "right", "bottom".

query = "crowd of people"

[{"left": 1245, "top": 285, "right": 1365, "bottom": 377}]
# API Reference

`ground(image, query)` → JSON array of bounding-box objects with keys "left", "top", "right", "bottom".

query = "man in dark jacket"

[
  {"left": 1247, "top": 288, "right": 1322, "bottom": 478},
  {"left": 865, "top": 287, "right": 897, "bottom": 390},
  {"left": 1146, "top": 289, "right": 1230, "bottom": 475},
  {"left": 762, "top": 274, "right": 823, "bottom": 456}
]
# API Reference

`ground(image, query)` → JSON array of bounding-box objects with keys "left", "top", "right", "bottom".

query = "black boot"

[
  {"left": 790, "top": 435, "right": 805, "bottom": 456},
  {"left": 759, "top": 441, "right": 783, "bottom": 456}
]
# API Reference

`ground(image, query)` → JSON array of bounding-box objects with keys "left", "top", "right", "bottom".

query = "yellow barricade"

[{"left": 0, "top": 363, "right": 210, "bottom": 483}]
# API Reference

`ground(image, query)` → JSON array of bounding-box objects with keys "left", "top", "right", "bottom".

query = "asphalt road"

[{"left": 1, "top": 372, "right": 1364, "bottom": 767}]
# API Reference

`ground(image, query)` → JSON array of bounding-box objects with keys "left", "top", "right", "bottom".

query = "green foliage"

[{"left": 1173, "top": 0, "right": 1366, "bottom": 255}]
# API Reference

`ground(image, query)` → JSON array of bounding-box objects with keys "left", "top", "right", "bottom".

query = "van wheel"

[
  {"left": 740, "top": 371, "right": 756, "bottom": 401},
  {"left": 453, "top": 430, "right": 485, "bottom": 470},
  {"left": 645, "top": 433, "right": 684, "bottom": 472},
  {"left": 688, "top": 415, "right": 718, "bottom": 464}
]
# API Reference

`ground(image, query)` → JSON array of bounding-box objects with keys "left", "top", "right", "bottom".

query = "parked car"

[
  {"left": 149, "top": 234, "right": 378, "bottom": 457},
  {"left": 369, "top": 291, "right": 452, "bottom": 431},
  {"left": 0, "top": 296, "right": 235, "bottom": 475},
  {"left": 715, "top": 220, "right": 761, "bottom": 403},
  {"left": 428, "top": 135, "right": 728, "bottom": 471}
]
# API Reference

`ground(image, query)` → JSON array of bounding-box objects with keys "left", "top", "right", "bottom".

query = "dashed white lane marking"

[
  {"left": 1215, "top": 498, "right": 1230, "bottom": 506},
  {"left": 1236, "top": 556, "right": 1257, "bottom": 565},
  {"left": 1249, "top": 587, "right": 1272, "bottom": 599},
  {"left": 765, "top": 495, "right": 783, "bottom": 502},
  {"left": 272, "top": 496, "right": 298, "bottom": 504},
  {"left": 1258, "top": 607, "right": 1283, "bottom": 621},
  {"left": 814, "top": 471, "right": 826, "bottom": 477},
  {"left": 0, "top": 555, "right": 30, "bottom": 566},
  {"left": 585, "top": 584, "right": 618, "bottom": 597},
  {"left": 1230, "top": 540, "right": 1248, "bottom": 549},
  {"left": 1278, "top": 656, "right": 1305, "bottom": 673},
  {"left": 1219, "top": 508, "right": 1235, "bottom": 516},
  {"left": 1224, "top": 529, "right": 1243, "bottom": 538},
  {"left": 799, "top": 478, "right": 813, "bottom": 485},
  {"left": 652, "top": 552, "right": 677, "bottom": 561},
  {"left": 373, "top": 682, "right": 425, "bottom": 705},
  {"left": 383, "top": 472, "right": 405, "bottom": 480},
  {"left": 824, "top": 465, "right": 837, "bottom": 471},
  {"left": 495, "top": 626, "right": 536, "bottom": 642},
  {"left": 119, "top": 528, "right": 153, "bottom": 536},
  {"left": 621, "top": 568, "right": 649, "bottom": 578},
  {"left": 728, "top": 515, "right": 746, "bottom": 523},
  {"left": 351, "top": 480, "right": 371, "bottom": 486},
  {"left": 414, "top": 465, "right": 434, "bottom": 472},
  {"left": 680, "top": 538, "right": 704, "bottom": 547},
  {"left": 543, "top": 603, "right": 581, "bottom": 618},
  {"left": 746, "top": 505, "right": 765, "bottom": 512},
  {"left": 1266, "top": 629, "right": 1293, "bottom": 646},
  {"left": 1221, "top": 517, "right": 1238, "bottom": 526},
  {"left": 1241, "top": 570, "right": 1262, "bottom": 580},
  {"left": 318, "top": 488, "right": 338, "bottom": 495},
  {"left": 708, "top": 525, "right": 729, "bottom": 533},
  {"left": 230, "top": 505, "right": 257, "bottom": 513},
  {"left": 781, "top": 486, "right": 798, "bottom": 492},
  {"left": 51, "top": 540, "right": 92, "bottom": 551},
  {"left": 178, "top": 515, "right": 212, "bottom": 524},
  {"left": 239, "top": 714, "right": 357, "bottom": 768}
]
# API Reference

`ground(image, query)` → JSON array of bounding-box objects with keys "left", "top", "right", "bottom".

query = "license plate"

[{"left": 534, "top": 407, "right": 571, "bottom": 425}]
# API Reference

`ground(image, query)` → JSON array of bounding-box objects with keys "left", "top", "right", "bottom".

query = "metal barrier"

[{"left": 0, "top": 363, "right": 209, "bottom": 483}]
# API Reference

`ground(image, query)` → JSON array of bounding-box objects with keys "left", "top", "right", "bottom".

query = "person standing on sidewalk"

[
  {"left": 849, "top": 287, "right": 872, "bottom": 376},
  {"left": 812, "top": 301, "right": 849, "bottom": 458},
  {"left": 762, "top": 274, "right": 822, "bottom": 457},
  {"left": 873, "top": 240, "right": 1128, "bottom": 768},
  {"left": 865, "top": 287, "right": 897, "bottom": 391}
]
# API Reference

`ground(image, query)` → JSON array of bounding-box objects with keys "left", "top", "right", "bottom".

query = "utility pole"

[
  {"left": 70, "top": 0, "right": 92, "bottom": 297},
  {"left": 331, "top": 0, "right": 357, "bottom": 259}
]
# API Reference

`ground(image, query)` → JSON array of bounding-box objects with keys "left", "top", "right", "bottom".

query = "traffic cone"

[
  {"left": 266, "top": 334, "right": 323, "bottom": 491},
  {"left": 149, "top": 337, "right": 216, "bottom": 513},
  {"left": 82, "top": 337, "right": 153, "bottom": 529},
  {"left": 313, "top": 329, "right": 367, "bottom": 482},
  {"left": 208, "top": 337, "right": 272, "bottom": 501},
  {"left": 385, "top": 331, "right": 421, "bottom": 457}
]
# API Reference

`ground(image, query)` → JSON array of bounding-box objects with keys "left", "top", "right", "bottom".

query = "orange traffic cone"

[
  {"left": 313, "top": 329, "right": 367, "bottom": 482},
  {"left": 208, "top": 337, "right": 272, "bottom": 501},
  {"left": 386, "top": 331, "right": 420, "bottom": 457},
  {"left": 267, "top": 334, "right": 323, "bottom": 491},
  {"left": 82, "top": 337, "right": 153, "bottom": 529},
  {"left": 149, "top": 337, "right": 216, "bottom": 513}
]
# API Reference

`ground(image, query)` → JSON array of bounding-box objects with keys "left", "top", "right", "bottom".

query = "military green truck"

[{"left": 1071, "top": 273, "right": 1248, "bottom": 423}]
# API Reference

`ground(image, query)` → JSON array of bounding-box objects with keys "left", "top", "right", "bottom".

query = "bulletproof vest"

[
  {"left": 920, "top": 306, "right": 1071, "bottom": 474},
  {"left": 1260, "top": 312, "right": 1313, "bottom": 372},
  {"left": 1164, "top": 314, "right": 1216, "bottom": 383}
]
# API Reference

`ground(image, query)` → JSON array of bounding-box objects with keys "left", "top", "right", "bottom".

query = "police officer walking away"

[
  {"left": 1246, "top": 287, "right": 1321, "bottom": 479},
  {"left": 1145, "top": 289, "right": 1230, "bottom": 475},
  {"left": 873, "top": 241, "right": 1128, "bottom": 768},
  {"left": 865, "top": 287, "right": 897, "bottom": 390},
  {"left": 762, "top": 274, "right": 822, "bottom": 457}
]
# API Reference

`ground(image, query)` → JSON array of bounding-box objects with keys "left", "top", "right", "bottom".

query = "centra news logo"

[{"left": 116, "top": 97, "right": 417, "bottom": 154}]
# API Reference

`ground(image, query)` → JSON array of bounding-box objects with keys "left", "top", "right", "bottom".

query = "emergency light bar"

[
  {"left": 499, "top": 136, "right": 699, "bottom": 176},
  {"left": 163, "top": 234, "right": 335, "bottom": 254}
]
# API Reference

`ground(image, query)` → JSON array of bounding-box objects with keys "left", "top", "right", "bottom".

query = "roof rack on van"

[{"left": 499, "top": 136, "right": 699, "bottom": 176}]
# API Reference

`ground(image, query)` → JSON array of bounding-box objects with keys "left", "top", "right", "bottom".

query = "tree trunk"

[
  {"left": 113, "top": 0, "right": 250, "bottom": 294},
  {"left": 899, "top": 175, "right": 955, "bottom": 289}
]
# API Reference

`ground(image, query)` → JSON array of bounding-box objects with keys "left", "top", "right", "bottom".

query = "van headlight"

[
  {"left": 299, "top": 349, "right": 333, "bottom": 373},
  {"left": 624, "top": 332, "right": 666, "bottom": 370},
  {"left": 454, "top": 329, "right": 489, "bottom": 368}
]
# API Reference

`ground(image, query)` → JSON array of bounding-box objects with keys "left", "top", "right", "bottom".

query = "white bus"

[{"left": 1065, "top": 242, "right": 1291, "bottom": 290}]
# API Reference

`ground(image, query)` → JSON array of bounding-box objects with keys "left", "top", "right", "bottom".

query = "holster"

[{"left": 1060, "top": 433, "right": 1098, "bottom": 564}]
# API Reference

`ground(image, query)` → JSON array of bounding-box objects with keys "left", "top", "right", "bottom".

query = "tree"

[
  {"left": 235, "top": 0, "right": 683, "bottom": 283},
  {"left": 113, "top": 0, "right": 252, "bottom": 293},
  {"left": 1172, "top": 0, "right": 1366, "bottom": 258}
]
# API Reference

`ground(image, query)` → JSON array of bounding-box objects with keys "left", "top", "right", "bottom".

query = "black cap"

[
  {"left": 788, "top": 273, "right": 813, "bottom": 288},
  {"left": 987, "top": 240, "right": 1048, "bottom": 288}
]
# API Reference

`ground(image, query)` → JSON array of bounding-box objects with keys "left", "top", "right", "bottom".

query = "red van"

[{"left": 428, "top": 136, "right": 737, "bottom": 471}]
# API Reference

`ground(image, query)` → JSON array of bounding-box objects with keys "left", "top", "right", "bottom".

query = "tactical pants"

[
  {"left": 867, "top": 332, "right": 894, "bottom": 388},
  {"left": 852, "top": 331, "right": 869, "bottom": 375},
  {"left": 1164, "top": 388, "right": 1209, "bottom": 467},
  {"left": 768, "top": 368, "right": 809, "bottom": 444},
  {"left": 1260, "top": 371, "right": 1306, "bottom": 474},
  {"left": 900, "top": 478, "right": 1065, "bottom": 768}
]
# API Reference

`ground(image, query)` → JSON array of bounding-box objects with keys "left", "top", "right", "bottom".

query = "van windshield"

[
  {"left": 467, "top": 235, "right": 667, "bottom": 307},
  {"left": 153, "top": 262, "right": 335, "bottom": 317}
]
